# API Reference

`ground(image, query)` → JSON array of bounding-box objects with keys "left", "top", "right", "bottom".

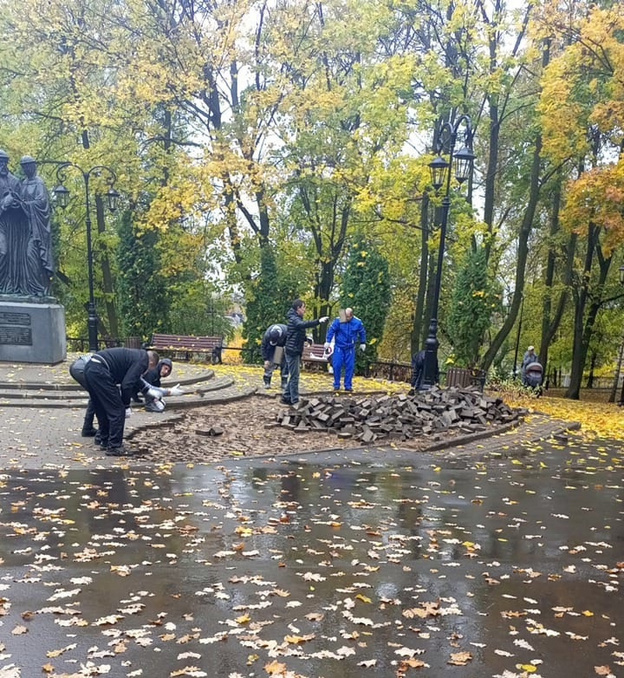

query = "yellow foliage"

[{"left": 504, "top": 393, "right": 624, "bottom": 441}]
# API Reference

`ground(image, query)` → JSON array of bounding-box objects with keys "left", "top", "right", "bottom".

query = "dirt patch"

[{"left": 126, "top": 395, "right": 486, "bottom": 463}]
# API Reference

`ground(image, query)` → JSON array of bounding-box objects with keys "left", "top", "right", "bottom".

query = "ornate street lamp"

[
  {"left": 422, "top": 115, "right": 474, "bottom": 389},
  {"left": 53, "top": 163, "right": 119, "bottom": 353}
]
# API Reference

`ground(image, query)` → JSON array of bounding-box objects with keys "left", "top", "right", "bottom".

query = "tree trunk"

[
  {"left": 422, "top": 246, "right": 437, "bottom": 347},
  {"left": 95, "top": 196, "right": 119, "bottom": 340},
  {"left": 539, "top": 178, "right": 577, "bottom": 378},
  {"left": 483, "top": 28, "right": 500, "bottom": 266},
  {"left": 586, "top": 351, "right": 596, "bottom": 388},
  {"left": 609, "top": 337, "right": 624, "bottom": 403},
  {"left": 81, "top": 129, "right": 119, "bottom": 341},
  {"left": 311, "top": 201, "right": 350, "bottom": 342},
  {"left": 411, "top": 194, "right": 429, "bottom": 356},
  {"left": 480, "top": 134, "right": 543, "bottom": 372},
  {"left": 566, "top": 230, "right": 611, "bottom": 399}
]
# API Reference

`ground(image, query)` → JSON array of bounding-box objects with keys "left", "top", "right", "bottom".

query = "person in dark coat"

[
  {"left": 82, "top": 347, "right": 160, "bottom": 456},
  {"left": 141, "top": 358, "right": 183, "bottom": 412},
  {"left": 283, "top": 300, "right": 328, "bottom": 405},
  {"left": 261, "top": 323, "right": 288, "bottom": 390},
  {"left": 69, "top": 354, "right": 98, "bottom": 437},
  {"left": 408, "top": 349, "right": 439, "bottom": 394}
]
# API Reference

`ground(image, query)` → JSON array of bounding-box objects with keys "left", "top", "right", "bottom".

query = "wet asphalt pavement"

[{"left": 0, "top": 438, "right": 622, "bottom": 678}]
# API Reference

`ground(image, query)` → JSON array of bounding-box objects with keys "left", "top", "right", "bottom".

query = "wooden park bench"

[
  {"left": 301, "top": 343, "right": 329, "bottom": 371},
  {"left": 151, "top": 333, "right": 223, "bottom": 364},
  {"left": 445, "top": 366, "right": 487, "bottom": 391}
]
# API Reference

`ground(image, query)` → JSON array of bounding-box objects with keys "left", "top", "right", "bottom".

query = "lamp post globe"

[{"left": 429, "top": 155, "right": 449, "bottom": 192}]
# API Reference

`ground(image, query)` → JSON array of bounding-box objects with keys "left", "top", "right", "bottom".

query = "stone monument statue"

[
  {"left": 0, "top": 149, "right": 65, "bottom": 363},
  {"left": 0, "top": 152, "right": 53, "bottom": 296}
]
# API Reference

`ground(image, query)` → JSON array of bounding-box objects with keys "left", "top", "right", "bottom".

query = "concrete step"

[
  {"left": 0, "top": 369, "right": 216, "bottom": 391},
  {"left": 0, "top": 376, "right": 240, "bottom": 409}
]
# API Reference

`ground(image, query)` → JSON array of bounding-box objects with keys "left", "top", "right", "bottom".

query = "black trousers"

[{"left": 83, "top": 361, "right": 125, "bottom": 448}]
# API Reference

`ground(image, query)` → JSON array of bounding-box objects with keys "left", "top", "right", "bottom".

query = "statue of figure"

[
  {"left": 20, "top": 156, "right": 54, "bottom": 295},
  {"left": 0, "top": 150, "right": 53, "bottom": 296}
]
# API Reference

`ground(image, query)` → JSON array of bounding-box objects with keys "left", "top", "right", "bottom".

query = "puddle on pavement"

[{"left": 0, "top": 440, "right": 622, "bottom": 676}]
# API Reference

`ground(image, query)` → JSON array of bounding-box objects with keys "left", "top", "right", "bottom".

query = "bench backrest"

[
  {"left": 302, "top": 343, "right": 328, "bottom": 361},
  {"left": 152, "top": 333, "right": 222, "bottom": 350}
]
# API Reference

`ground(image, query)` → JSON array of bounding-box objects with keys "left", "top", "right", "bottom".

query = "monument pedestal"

[{"left": 0, "top": 299, "right": 66, "bottom": 364}]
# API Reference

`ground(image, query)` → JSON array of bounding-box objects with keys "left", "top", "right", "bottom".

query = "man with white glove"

[
  {"left": 282, "top": 300, "right": 330, "bottom": 406},
  {"left": 325, "top": 307, "right": 367, "bottom": 393},
  {"left": 141, "top": 358, "right": 184, "bottom": 412}
]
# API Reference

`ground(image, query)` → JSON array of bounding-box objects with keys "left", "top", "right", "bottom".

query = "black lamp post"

[
  {"left": 422, "top": 116, "right": 475, "bottom": 389},
  {"left": 53, "top": 163, "right": 119, "bottom": 353}
]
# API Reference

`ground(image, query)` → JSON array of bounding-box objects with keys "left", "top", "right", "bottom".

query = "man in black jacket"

[
  {"left": 83, "top": 347, "right": 160, "bottom": 456},
  {"left": 283, "top": 300, "right": 328, "bottom": 405}
]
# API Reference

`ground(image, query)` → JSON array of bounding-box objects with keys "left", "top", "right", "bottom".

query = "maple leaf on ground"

[
  {"left": 403, "top": 601, "right": 441, "bottom": 619},
  {"left": 448, "top": 651, "right": 473, "bottom": 665},
  {"left": 358, "top": 659, "right": 377, "bottom": 667},
  {"left": 285, "top": 634, "right": 315, "bottom": 644},
  {"left": 397, "top": 658, "right": 428, "bottom": 675},
  {"left": 304, "top": 612, "right": 324, "bottom": 621},
  {"left": 46, "top": 644, "right": 77, "bottom": 657}
]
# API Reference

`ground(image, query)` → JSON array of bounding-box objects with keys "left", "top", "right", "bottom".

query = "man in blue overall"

[{"left": 325, "top": 308, "right": 366, "bottom": 392}]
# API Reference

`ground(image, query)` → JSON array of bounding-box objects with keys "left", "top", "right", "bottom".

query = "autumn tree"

[
  {"left": 537, "top": 3, "right": 624, "bottom": 398},
  {"left": 341, "top": 237, "right": 392, "bottom": 371}
]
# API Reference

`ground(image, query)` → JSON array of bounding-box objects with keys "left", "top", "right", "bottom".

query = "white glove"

[
  {"left": 324, "top": 342, "right": 331, "bottom": 350},
  {"left": 147, "top": 387, "right": 165, "bottom": 399},
  {"left": 319, "top": 316, "right": 329, "bottom": 323},
  {"left": 125, "top": 407, "right": 132, "bottom": 418},
  {"left": 360, "top": 343, "right": 366, "bottom": 352},
  {"left": 169, "top": 384, "right": 184, "bottom": 396}
]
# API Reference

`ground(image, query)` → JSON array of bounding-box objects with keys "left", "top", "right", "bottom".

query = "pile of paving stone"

[{"left": 273, "top": 387, "right": 524, "bottom": 443}]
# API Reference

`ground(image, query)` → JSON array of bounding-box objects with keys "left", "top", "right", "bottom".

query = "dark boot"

[
  {"left": 81, "top": 427, "right": 97, "bottom": 437},
  {"left": 263, "top": 375, "right": 271, "bottom": 389},
  {"left": 105, "top": 444, "right": 133, "bottom": 457},
  {"left": 95, "top": 432, "right": 108, "bottom": 447}
]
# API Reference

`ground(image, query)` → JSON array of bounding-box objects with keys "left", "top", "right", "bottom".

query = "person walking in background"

[
  {"left": 325, "top": 307, "right": 366, "bottom": 393},
  {"left": 521, "top": 345, "right": 539, "bottom": 383},
  {"left": 283, "top": 300, "right": 328, "bottom": 405},
  {"left": 261, "top": 323, "right": 288, "bottom": 390}
]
